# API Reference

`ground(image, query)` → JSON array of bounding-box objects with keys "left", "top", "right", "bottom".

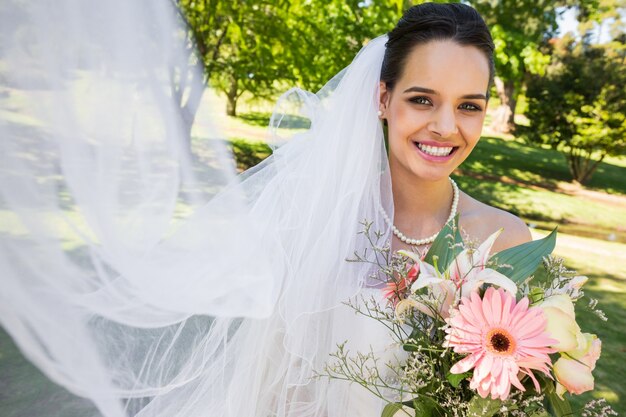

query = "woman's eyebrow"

[
  {"left": 403, "top": 86, "right": 436, "bottom": 94},
  {"left": 461, "top": 93, "right": 487, "bottom": 101},
  {"left": 403, "top": 86, "right": 487, "bottom": 101}
]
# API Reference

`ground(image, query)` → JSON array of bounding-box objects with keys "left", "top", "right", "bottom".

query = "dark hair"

[{"left": 381, "top": 3, "right": 495, "bottom": 95}]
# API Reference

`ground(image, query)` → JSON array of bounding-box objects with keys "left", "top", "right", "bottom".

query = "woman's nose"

[{"left": 427, "top": 106, "right": 459, "bottom": 138}]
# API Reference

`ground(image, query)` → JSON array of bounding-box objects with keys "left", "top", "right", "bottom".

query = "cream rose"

[
  {"left": 538, "top": 294, "right": 584, "bottom": 352},
  {"left": 554, "top": 333, "right": 602, "bottom": 398}
]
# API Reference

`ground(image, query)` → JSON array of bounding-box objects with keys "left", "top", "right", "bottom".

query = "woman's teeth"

[{"left": 416, "top": 143, "right": 454, "bottom": 156}]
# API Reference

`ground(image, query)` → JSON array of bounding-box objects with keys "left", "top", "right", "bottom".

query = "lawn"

[{"left": 455, "top": 135, "right": 626, "bottom": 242}]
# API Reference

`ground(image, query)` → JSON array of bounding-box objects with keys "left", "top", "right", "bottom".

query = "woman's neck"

[{"left": 390, "top": 161, "right": 454, "bottom": 238}]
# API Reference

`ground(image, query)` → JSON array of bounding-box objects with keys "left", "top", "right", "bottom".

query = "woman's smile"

[{"left": 413, "top": 141, "right": 459, "bottom": 161}]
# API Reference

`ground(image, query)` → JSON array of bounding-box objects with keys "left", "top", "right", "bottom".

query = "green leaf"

[
  {"left": 545, "top": 388, "right": 573, "bottom": 416},
  {"left": 540, "top": 375, "right": 573, "bottom": 417},
  {"left": 402, "top": 343, "right": 420, "bottom": 352},
  {"left": 403, "top": 396, "right": 444, "bottom": 417},
  {"left": 381, "top": 402, "right": 406, "bottom": 417},
  {"left": 424, "top": 214, "right": 463, "bottom": 272},
  {"left": 467, "top": 396, "right": 502, "bottom": 417},
  {"left": 491, "top": 227, "right": 557, "bottom": 283},
  {"left": 446, "top": 371, "right": 471, "bottom": 388}
]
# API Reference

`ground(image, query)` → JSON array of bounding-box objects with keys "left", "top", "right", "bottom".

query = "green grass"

[
  {"left": 229, "top": 138, "right": 273, "bottom": 172},
  {"left": 453, "top": 174, "right": 626, "bottom": 241},
  {"left": 236, "top": 111, "right": 311, "bottom": 130},
  {"left": 459, "top": 136, "right": 626, "bottom": 196},
  {"left": 450, "top": 135, "right": 626, "bottom": 242}
]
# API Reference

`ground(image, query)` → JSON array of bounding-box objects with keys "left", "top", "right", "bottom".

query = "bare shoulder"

[{"left": 457, "top": 192, "right": 532, "bottom": 253}]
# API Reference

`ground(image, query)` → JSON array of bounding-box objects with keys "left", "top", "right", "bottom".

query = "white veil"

[{"left": 0, "top": 1, "right": 393, "bottom": 416}]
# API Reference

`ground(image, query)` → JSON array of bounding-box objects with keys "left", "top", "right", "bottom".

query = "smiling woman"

[
  {"left": 0, "top": 2, "right": 533, "bottom": 417},
  {"left": 379, "top": 4, "right": 530, "bottom": 254}
]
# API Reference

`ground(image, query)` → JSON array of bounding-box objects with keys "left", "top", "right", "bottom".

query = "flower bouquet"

[{"left": 320, "top": 217, "right": 614, "bottom": 417}]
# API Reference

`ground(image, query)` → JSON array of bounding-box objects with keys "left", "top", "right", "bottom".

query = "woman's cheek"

[{"left": 459, "top": 118, "right": 484, "bottom": 147}]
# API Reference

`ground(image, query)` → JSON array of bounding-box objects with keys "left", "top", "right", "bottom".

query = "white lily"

[
  {"left": 447, "top": 228, "right": 517, "bottom": 298},
  {"left": 400, "top": 229, "right": 517, "bottom": 318}
]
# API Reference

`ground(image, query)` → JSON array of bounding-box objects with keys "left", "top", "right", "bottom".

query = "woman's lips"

[{"left": 412, "top": 141, "right": 458, "bottom": 162}]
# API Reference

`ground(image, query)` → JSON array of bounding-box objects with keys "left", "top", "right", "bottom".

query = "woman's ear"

[{"left": 379, "top": 81, "right": 389, "bottom": 117}]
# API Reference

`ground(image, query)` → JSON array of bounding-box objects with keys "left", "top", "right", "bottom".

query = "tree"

[
  {"left": 164, "top": 0, "right": 230, "bottom": 140},
  {"left": 522, "top": 37, "right": 626, "bottom": 184},
  {"left": 176, "top": 0, "right": 409, "bottom": 117},
  {"left": 471, "top": 0, "right": 568, "bottom": 133},
  {"left": 576, "top": 0, "right": 626, "bottom": 44},
  {"left": 283, "top": 0, "right": 407, "bottom": 93},
  {"left": 174, "top": 1, "right": 295, "bottom": 117}
]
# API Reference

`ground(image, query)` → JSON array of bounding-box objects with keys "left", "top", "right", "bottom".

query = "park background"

[{"left": 0, "top": 1, "right": 625, "bottom": 416}]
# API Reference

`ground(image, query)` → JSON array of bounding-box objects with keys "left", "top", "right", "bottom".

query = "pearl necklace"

[{"left": 381, "top": 177, "right": 459, "bottom": 246}]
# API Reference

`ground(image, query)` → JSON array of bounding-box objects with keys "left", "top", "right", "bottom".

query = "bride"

[{"left": 0, "top": 2, "right": 530, "bottom": 417}]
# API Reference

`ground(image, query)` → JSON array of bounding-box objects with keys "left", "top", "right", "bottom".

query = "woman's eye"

[
  {"left": 459, "top": 102, "right": 482, "bottom": 112},
  {"left": 409, "top": 96, "right": 431, "bottom": 105}
]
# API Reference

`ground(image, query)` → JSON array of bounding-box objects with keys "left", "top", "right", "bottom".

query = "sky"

[{"left": 556, "top": 6, "right": 622, "bottom": 44}]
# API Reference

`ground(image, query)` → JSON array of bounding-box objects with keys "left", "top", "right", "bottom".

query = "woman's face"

[{"left": 380, "top": 39, "right": 490, "bottom": 182}]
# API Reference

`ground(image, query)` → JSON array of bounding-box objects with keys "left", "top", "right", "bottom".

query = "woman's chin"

[{"left": 405, "top": 165, "right": 456, "bottom": 183}]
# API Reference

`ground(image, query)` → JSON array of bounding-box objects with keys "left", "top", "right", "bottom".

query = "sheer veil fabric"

[{"left": 0, "top": 1, "right": 394, "bottom": 416}]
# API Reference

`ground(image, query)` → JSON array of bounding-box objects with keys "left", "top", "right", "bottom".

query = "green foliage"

[
  {"left": 467, "top": 396, "right": 502, "bottom": 417},
  {"left": 470, "top": 0, "right": 566, "bottom": 131},
  {"left": 472, "top": 0, "right": 566, "bottom": 83},
  {"left": 577, "top": 0, "right": 626, "bottom": 43},
  {"left": 522, "top": 39, "right": 626, "bottom": 183},
  {"left": 229, "top": 138, "right": 272, "bottom": 171},
  {"left": 424, "top": 214, "right": 463, "bottom": 271},
  {"left": 446, "top": 371, "right": 471, "bottom": 388},
  {"left": 177, "top": 0, "right": 297, "bottom": 115},
  {"left": 176, "top": 0, "right": 408, "bottom": 115},
  {"left": 405, "top": 395, "right": 445, "bottom": 417},
  {"left": 491, "top": 228, "right": 557, "bottom": 283},
  {"left": 283, "top": 0, "right": 407, "bottom": 93},
  {"left": 381, "top": 402, "right": 405, "bottom": 417},
  {"left": 538, "top": 374, "right": 574, "bottom": 417}
]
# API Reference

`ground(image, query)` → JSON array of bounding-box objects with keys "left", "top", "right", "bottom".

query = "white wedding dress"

[
  {"left": 331, "top": 287, "right": 407, "bottom": 417},
  {"left": 0, "top": 2, "right": 399, "bottom": 416}
]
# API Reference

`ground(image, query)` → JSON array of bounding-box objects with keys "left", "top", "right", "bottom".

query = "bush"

[{"left": 521, "top": 38, "right": 626, "bottom": 184}]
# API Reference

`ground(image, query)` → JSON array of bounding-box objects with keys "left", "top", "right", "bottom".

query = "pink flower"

[
  {"left": 445, "top": 287, "right": 557, "bottom": 400},
  {"left": 383, "top": 257, "right": 421, "bottom": 304}
]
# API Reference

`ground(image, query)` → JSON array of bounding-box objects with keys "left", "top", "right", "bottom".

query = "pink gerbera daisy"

[{"left": 445, "top": 287, "right": 557, "bottom": 400}]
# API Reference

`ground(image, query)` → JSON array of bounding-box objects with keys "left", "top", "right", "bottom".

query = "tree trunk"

[
  {"left": 491, "top": 77, "right": 517, "bottom": 133},
  {"left": 226, "top": 77, "right": 238, "bottom": 116},
  {"left": 566, "top": 148, "right": 605, "bottom": 185}
]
